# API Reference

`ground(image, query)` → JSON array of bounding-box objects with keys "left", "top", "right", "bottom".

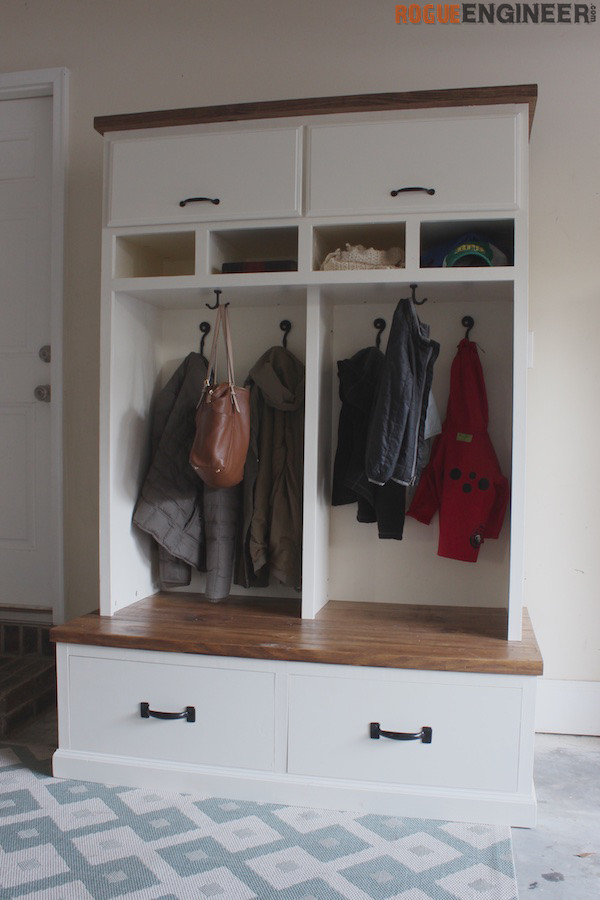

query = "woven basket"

[{"left": 321, "top": 243, "right": 404, "bottom": 271}]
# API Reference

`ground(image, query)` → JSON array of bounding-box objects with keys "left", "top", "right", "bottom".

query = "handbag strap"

[
  {"left": 204, "top": 304, "right": 223, "bottom": 389},
  {"left": 201, "top": 304, "right": 241, "bottom": 412},
  {"left": 221, "top": 304, "right": 242, "bottom": 412}
]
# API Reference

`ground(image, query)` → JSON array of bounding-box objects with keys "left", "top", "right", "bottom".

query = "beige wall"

[{"left": 1, "top": 0, "right": 598, "bottom": 683}]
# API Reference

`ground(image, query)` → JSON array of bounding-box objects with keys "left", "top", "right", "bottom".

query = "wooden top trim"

[
  {"left": 94, "top": 84, "right": 537, "bottom": 137},
  {"left": 51, "top": 595, "right": 543, "bottom": 676}
]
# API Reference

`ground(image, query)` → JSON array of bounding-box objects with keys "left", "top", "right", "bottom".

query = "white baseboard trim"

[
  {"left": 535, "top": 679, "right": 600, "bottom": 736},
  {"left": 52, "top": 749, "right": 537, "bottom": 828}
]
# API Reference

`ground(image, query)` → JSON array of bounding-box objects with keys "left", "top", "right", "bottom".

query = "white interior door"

[{"left": 0, "top": 91, "right": 59, "bottom": 620}]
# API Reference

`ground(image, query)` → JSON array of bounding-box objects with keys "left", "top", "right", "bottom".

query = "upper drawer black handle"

[
  {"left": 390, "top": 186, "right": 435, "bottom": 197},
  {"left": 370, "top": 722, "right": 432, "bottom": 743},
  {"left": 140, "top": 701, "right": 196, "bottom": 722},
  {"left": 179, "top": 196, "right": 220, "bottom": 207}
]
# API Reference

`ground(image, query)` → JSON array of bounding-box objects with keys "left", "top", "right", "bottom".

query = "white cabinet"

[
  {"left": 53, "top": 86, "right": 541, "bottom": 827},
  {"left": 306, "top": 114, "right": 520, "bottom": 216},
  {"left": 54, "top": 643, "right": 537, "bottom": 826},
  {"left": 107, "top": 126, "right": 303, "bottom": 226}
]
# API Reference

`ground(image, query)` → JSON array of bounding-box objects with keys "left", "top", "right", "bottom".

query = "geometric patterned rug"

[{"left": 0, "top": 744, "right": 518, "bottom": 899}]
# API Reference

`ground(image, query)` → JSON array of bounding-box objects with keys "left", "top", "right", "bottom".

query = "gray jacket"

[
  {"left": 366, "top": 298, "right": 439, "bottom": 487},
  {"left": 133, "top": 352, "right": 207, "bottom": 587}
]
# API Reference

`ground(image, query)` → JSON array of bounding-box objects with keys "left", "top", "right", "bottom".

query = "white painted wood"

[
  {"left": 67, "top": 653, "right": 276, "bottom": 771},
  {"left": 307, "top": 114, "right": 520, "bottom": 216},
  {"left": 100, "top": 289, "right": 162, "bottom": 614},
  {"left": 535, "top": 679, "right": 600, "bottom": 736},
  {"left": 301, "top": 288, "right": 332, "bottom": 618},
  {"left": 65, "top": 98, "right": 539, "bottom": 828},
  {"left": 0, "top": 72, "right": 67, "bottom": 622},
  {"left": 52, "top": 747, "right": 537, "bottom": 827},
  {"left": 507, "top": 109, "right": 530, "bottom": 642},
  {"left": 288, "top": 670, "right": 523, "bottom": 792},
  {"left": 0, "top": 68, "right": 68, "bottom": 624},
  {"left": 54, "top": 644, "right": 538, "bottom": 827},
  {"left": 107, "top": 127, "right": 303, "bottom": 226}
]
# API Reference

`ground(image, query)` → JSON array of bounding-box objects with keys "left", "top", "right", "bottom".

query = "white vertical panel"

[
  {"left": 508, "top": 109, "right": 530, "bottom": 642},
  {"left": 302, "top": 287, "right": 332, "bottom": 618}
]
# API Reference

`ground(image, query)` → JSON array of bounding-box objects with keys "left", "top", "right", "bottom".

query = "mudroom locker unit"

[{"left": 52, "top": 85, "right": 543, "bottom": 827}]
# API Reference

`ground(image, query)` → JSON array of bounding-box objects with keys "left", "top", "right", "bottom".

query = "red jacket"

[{"left": 407, "top": 339, "right": 509, "bottom": 562}]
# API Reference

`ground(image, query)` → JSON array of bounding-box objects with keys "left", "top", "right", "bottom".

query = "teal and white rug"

[{"left": 0, "top": 744, "right": 517, "bottom": 899}]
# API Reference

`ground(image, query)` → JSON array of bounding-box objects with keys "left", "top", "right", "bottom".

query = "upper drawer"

[
  {"left": 107, "top": 126, "right": 303, "bottom": 226},
  {"left": 306, "top": 114, "right": 520, "bottom": 215},
  {"left": 67, "top": 653, "right": 276, "bottom": 771}
]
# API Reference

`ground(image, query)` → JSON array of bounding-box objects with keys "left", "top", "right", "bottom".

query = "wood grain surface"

[
  {"left": 51, "top": 595, "right": 543, "bottom": 675},
  {"left": 94, "top": 84, "right": 537, "bottom": 135}
]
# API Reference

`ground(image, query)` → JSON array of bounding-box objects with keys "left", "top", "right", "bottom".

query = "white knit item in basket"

[{"left": 321, "top": 243, "right": 405, "bottom": 270}]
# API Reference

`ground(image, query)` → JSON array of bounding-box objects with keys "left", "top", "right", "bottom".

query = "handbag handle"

[{"left": 201, "top": 304, "right": 242, "bottom": 412}]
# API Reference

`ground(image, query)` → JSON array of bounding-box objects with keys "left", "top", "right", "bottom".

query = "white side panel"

[
  {"left": 302, "top": 288, "right": 332, "bottom": 618},
  {"left": 101, "top": 290, "right": 161, "bottom": 613}
]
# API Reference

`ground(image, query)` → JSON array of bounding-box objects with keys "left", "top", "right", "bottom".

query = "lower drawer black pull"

[
  {"left": 370, "top": 722, "right": 432, "bottom": 743},
  {"left": 140, "top": 702, "right": 196, "bottom": 723}
]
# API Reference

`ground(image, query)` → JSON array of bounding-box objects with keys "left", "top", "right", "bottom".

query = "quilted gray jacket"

[{"left": 132, "top": 352, "right": 207, "bottom": 587}]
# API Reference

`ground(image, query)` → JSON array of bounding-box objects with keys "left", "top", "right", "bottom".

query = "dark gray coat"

[{"left": 132, "top": 352, "right": 207, "bottom": 587}]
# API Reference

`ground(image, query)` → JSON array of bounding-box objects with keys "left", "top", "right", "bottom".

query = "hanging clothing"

[
  {"left": 332, "top": 345, "right": 406, "bottom": 539},
  {"left": 235, "top": 345, "right": 305, "bottom": 589},
  {"left": 365, "top": 297, "right": 440, "bottom": 488},
  {"left": 132, "top": 352, "right": 207, "bottom": 587},
  {"left": 407, "top": 338, "right": 509, "bottom": 562}
]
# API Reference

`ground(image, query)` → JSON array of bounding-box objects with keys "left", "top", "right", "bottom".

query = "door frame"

[{"left": 0, "top": 68, "right": 69, "bottom": 623}]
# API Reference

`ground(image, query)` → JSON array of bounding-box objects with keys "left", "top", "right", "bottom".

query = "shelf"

[
  {"left": 114, "top": 231, "right": 195, "bottom": 278},
  {"left": 420, "top": 219, "right": 514, "bottom": 268},
  {"left": 209, "top": 225, "right": 298, "bottom": 274},
  {"left": 312, "top": 222, "right": 405, "bottom": 272},
  {"left": 51, "top": 595, "right": 543, "bottom": 675}
]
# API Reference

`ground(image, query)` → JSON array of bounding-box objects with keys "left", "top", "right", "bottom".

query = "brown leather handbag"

[{"left": 189, "top": 304, "right": 250, "bottom": 487}]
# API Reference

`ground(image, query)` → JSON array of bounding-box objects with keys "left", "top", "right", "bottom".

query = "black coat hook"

[
  {"left": 199, "top": 321, "right": 211, "bottom": 357},
  {"left": 206, "top": 289, "right": 223, "bottom": 310},
  {"left": 410, "top": 283, "right": 428, "bottom": 306},
  {"left": 462, "top": 315, "right": 475, "bottom": 340},
  {"left": 280, "top": 319, "right": 291, "bottom": 349},
  {"left": 373, "top": 318, "right": 386, "bottom": 349}
]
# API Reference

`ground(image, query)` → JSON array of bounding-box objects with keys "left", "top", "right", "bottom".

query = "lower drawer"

[
  {"left": 67, "top": 653, "right": 275, "bottom": 771},
  {"left": 287, "top": 671, "right": 523, "bottom": 792}
]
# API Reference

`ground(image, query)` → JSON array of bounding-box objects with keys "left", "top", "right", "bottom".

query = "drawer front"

[
  {"left": 108, "top": 127, "right": 302, "bottom": 225},
  {"left": 288, "top": 673, "right": 522, "bottom": 792},
  {"left": 68, "top": 654, "right": 275, "bottom": 771},
  {"left": 307, "top": 115, "right": 519, "bottom": 215}
]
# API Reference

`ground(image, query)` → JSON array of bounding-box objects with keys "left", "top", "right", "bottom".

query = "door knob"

[
  {"left": 34, "top": 384, "right": 51, "bottom": 402},
  {"left": 39, "top": 345, "right": 51, "bottom": 363}
]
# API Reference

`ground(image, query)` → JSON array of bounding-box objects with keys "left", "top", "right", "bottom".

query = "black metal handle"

[
  {"left": 390, "top": 186, "right": 435, "bottom": 197},
  {"left": 179, "top": 196, "right": 220, "bottom": 207},
  {"left": 140, "top": 702, "right": 196, "bottom": 722},
  {"left": 370, "top": 722, "right": 432, "bottom": 743}
]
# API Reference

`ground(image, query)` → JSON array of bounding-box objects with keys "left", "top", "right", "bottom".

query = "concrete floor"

[
  {"left": 512, "top": 732, "right": 600, "bottom": 898},
  {"left": 5, "top": 709, "right": 600, "bottom": 898}
]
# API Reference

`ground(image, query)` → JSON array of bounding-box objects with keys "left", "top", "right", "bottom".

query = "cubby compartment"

[
  {"left": 319, "top": 282, "right": 515, "bottom": 618},
  {"left": 209, "top": 226, "right": 298, "bottom": 274},
  {"left": 420, "top": 219, "right": 514, "bottom": 268},
  {"left": 114, "top": 231, "right": 196, "bottom": 278},
  {"left": 102, "top": 291, "right": 308, "bottom": 615},
  {"left": 312, "top": 222, "right": 405, "bottom": 272}
]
